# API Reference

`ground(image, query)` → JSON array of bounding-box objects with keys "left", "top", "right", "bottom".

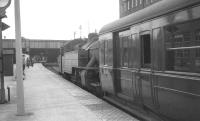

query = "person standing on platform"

[
  {"left": 22, "top": 54, "right": 26, "bottom": 76},
  {"left": 26, "top": 58, "right": 30, "bottom": 68}
]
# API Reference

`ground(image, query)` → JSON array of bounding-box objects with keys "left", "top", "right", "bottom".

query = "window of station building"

[
  {"left": 121, "top": 0, "right": 127, "bottom": 12},
  {"left": 140, "top": 33, "right": 151, "bottom": 68},
  {"left": 135, "top": 0, "right": 138, "bottom": 7},
  {"left": 165, "top": 21, "right": 200, "bottom": 73},
  {"left": 131, "top": 0, "right": 134, "bottom": 8},
  {"left": 131, "top": 0, "right": 138, "bottom": 8},
  {"left": 132, "top": 0, "right": 142, "bottom": 7},
  {"left": 139, "top": 0, "right": 143, "bottom": 5},
  {"left": 127, "top": 0, "right": 131, "bottom": 10},
  {"left": 144, "top": 0, "right": 151, "bottom": 6}
]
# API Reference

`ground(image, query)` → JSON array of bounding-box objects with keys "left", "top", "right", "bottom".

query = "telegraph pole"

[
  {"left": 79, "top": 25, "right": 82, "bottom": 39},
  {"left": 88, "top": 21, "right": 90, "bottom": 35},
  {"left": 74, "top": 32, "right": 76, "bottom": 40},
  {"left": 14, "top": 0, "right": 25, "bottom": 115}
]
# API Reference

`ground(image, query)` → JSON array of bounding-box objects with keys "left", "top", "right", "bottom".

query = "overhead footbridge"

[{"left": 2, "top": 38, "right": 68, "bottom": 63}]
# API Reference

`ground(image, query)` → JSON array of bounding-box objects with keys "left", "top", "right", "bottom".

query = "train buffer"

[{"left": 0, "top": 63, "right": 139, "bottom": 121}]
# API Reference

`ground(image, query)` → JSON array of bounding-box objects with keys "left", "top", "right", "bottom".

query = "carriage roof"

[{"left": 99, "top": 0, "right": 200, "bottom": 35}]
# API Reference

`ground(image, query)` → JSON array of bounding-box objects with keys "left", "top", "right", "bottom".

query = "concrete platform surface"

[{"left": 0, "top": 63, "right": 139, "bottom": 121}]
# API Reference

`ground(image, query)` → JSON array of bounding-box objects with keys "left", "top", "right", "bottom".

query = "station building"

[{"left": 119, "top": 0, "right": 161, "bottom": 18}]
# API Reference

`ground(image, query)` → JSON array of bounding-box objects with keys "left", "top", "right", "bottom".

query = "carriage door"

[{"left": 138, "top": 31, "right": 155, "bottom": 108}]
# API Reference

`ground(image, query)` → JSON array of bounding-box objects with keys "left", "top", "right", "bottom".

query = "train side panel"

[{"left": 99, "top": 1, "right": 200, "bottom": 121}]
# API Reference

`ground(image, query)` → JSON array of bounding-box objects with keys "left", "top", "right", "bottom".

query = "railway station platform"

[{"left": 0, "top": 63, "right": 139, "bottom": 121}]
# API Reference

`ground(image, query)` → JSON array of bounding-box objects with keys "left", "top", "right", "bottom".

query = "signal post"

[{"left": 0, "top": 0, "right": 11, "bottom": 104}]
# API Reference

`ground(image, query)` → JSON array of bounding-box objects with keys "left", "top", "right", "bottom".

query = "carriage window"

[
  {"left": 104, "top": 40, "right": 108, "bottom": 65},
  {"left": 101, "top": 39, "right": 113, "bottom": 66},
  {"left": 165, "top": 21, "right": 200, "bottom": 72},
  {"left": 165, "top": 32, "right": 192, "bottom": 71},
  {"left": 119, "top": 30, "right": 131, "bottom": 67},
  {"left": 107, "top": 39, "right": 113, "bottom": 66},
  {"left": 195, "top": 49, "right": 200, "bottom": 70},
  {"left": 103, "top": 40, "right": 106, "bottom": 65},
  {"left": 99, "top": 40, "right": 105, "bottom": 66},
  {"left": 120, "top": 36, "right": 129, "bottom": 67},
  {"left": 194, "top": 31, "right": 200, "bottom": 72},
  {"left": 195, "top": 30, "right": 200, "bottom": 45},
  {"left": 195, "top": 30, "right": 200, "bottom": 40},
  {"left": 141, "top": 34, "right": 151, "bottom": 68},
  {"left": 129, "top": 34, "right": 137, "bottom": 67},
  {"left": 174, "top": 49, "right": 191, "bottom": 71}
]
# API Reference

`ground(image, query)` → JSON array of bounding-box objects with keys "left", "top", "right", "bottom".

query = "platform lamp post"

[
  {"left": 0, "top": 0, "right": 11, "bottom": 104},
  {"left": 14, "top": 0, "right": 25, "bottom": 115}
]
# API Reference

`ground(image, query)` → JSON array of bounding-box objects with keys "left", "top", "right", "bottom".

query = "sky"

[{"left": 2, "top": 0, "right": 119, "bottom": 40}]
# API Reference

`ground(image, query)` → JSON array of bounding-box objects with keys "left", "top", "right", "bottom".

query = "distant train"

[{"left": 59, "top": 0, "right": 200, "bottom": 121}]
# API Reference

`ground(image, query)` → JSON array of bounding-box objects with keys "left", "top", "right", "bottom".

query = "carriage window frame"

[
  {"left": 128, "top": 33, "right": 137, "bottom": 68},
  {"left": 119, "top": 36, "right": 129, "bottom": 67},
  {"left": 140, "top": 31, "right": 151, "bottom": 68},
  {"left": 103, "top": 39, "right": 113, "bottom": 66},
  {"left": 104, "top": 40, "right": 108, "bottom": 65},
  {"left": 165, "top": 20, "right": 200, "bottom": 73},
  {"left": 152, "top": 28, "right": 163, "bottom": 70},
  {"left": 107, "top": 39, "right": 113, "bottom": 66},
  {"left": 99, "top": 39, "right": 105, "bottom": 66}
]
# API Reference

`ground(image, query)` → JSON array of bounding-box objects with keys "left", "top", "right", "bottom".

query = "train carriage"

[{"left": 99, "top": 0, "right": 200, "bottom": 120}]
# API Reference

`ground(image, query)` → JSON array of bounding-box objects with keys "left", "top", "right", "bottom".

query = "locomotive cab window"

[{"left": 140, "top": 33, "right": 151, "bottom": 68}]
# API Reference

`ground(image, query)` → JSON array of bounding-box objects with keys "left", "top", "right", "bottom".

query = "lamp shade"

[{"left": 0, "top": 0, "right": 10, "bottom": 8}]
